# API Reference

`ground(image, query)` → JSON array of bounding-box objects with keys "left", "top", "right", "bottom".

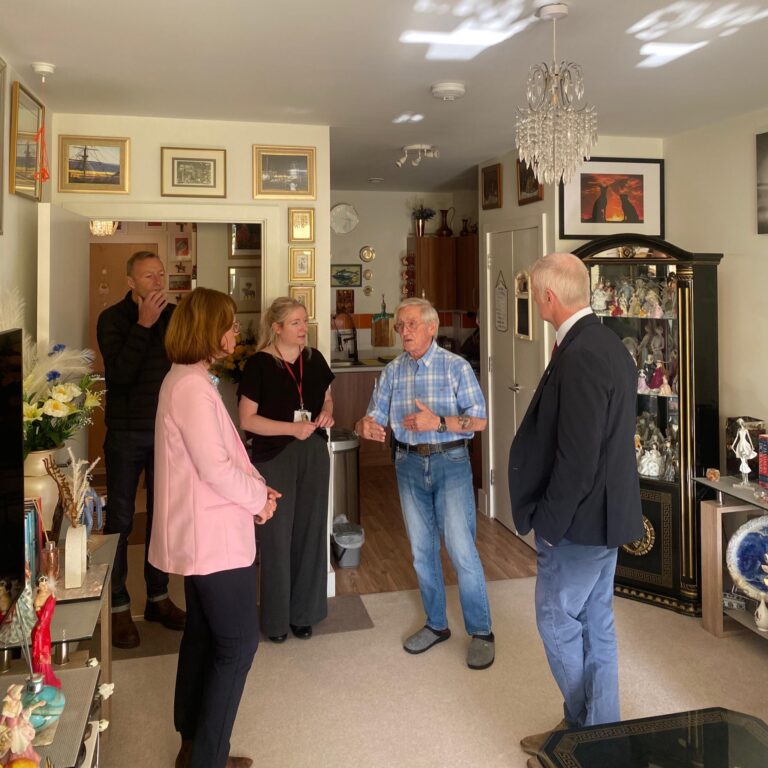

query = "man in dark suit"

[{"left": 508, "top": 253, "right": 642, "bottom": 766}]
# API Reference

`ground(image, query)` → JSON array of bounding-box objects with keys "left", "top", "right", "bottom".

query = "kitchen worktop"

[{"left": 331, "top": 348, "right": 399, "bottom": 372}]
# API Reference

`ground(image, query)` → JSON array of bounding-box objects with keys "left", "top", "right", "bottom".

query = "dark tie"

[{"left": 551, "top": 341, "right": 559, "bottom": 358}]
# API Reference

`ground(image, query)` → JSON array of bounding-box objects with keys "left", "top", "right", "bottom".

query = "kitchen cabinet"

[
  {"left": 455, "top": 233, "right": 479, "bottom": 312},
  {"left": 406, "top": 236, "right": 455, "bottom": 309}
]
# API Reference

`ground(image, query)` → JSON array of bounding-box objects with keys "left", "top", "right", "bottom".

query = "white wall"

[{"left": 665, "top": 107, "right": 768, "bottom": 439}]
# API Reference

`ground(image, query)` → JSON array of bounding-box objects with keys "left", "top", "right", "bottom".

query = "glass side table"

[{"left": 540, "top": 708, "right": 768, "bottom": 767}]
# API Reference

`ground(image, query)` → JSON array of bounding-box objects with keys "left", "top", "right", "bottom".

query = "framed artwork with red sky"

[{"left": 559, "top": 157, "right": 664, "bottom": 239}]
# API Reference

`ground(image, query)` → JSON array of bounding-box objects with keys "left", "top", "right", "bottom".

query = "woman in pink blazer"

[{"left": 150, "top": 288, "right": 278, "bottom": 768}]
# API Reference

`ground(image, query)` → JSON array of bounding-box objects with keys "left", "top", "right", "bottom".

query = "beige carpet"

[{"left": 100, "top": 577, "right": 768, "bottom": 768}]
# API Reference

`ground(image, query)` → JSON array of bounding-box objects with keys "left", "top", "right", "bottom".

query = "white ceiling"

[{"left": 2, "top": 0, "right": 768, "bottom": 192}]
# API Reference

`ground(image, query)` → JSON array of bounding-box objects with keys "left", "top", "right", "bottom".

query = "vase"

[
  {"left": 436, "top": 207, "right": 454, "bottom": 237},
  {"left": 24, "top": 449, "right": 62, "bottom": 532},
  {"left": 460, "top": 218, "right": 470, "bottom": 236},
  {"left": 415, "top": 218, "right": 426, "bottom": 237},
  {"left": 755, "top": 595, "right": 768, "bottom": 632}
]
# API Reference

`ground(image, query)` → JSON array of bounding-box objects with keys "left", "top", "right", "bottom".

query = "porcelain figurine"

[
  {"left": 650, "top": 326, "right": 665, "bottom": 361},
  {"left": 649, "top": 361, "right": 665, "bottom": 390},
  {"left": 0, "top": 581, "right": 10, "bottom": 626},
  {"left": 638, "top": 323, "right": 653, "bottom": 363},
  {"left": 0, "top": 685, "right": 41, "bottom": 767},
  {"left": 637, "top": 371, "right": 650, "bottom": 394},
  {"left": 731, "top": 417, "right": 757, "bottom": 487},
  {"left": 634, "top": 434, "right": 643, "bottom": 460},
  {"left": 663, "top": 274, "right": 678, "bottom": 317},
  {"left": 638, "top": 444, "right": 663, "bottom": 478},
  {"left": 628, "top": 293, "right": 643, "bottom": 317},
  {"left": 643, "top": 290, "right": 663, "bottom": 318},
  {"left": 31, "top": 578, "right": 60, "bottom": 690},
  {"left": 591, "top": 280, "right": 609, "bottom": 313},
  {"left": 658, "top": 375, "right": 673, "bottom": 397},
  {"left": 642, "top": 354, "right": 656, "bottom": 381}
]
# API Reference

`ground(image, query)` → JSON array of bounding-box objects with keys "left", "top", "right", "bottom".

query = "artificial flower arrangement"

[
  {"left": 23, "top": 344, "right": 103, "bottom": 458},
  {"left": 211, "top": 320, "right": 258, "bottom": 385},
  {"left": 411, "top": 203, "right": 436, "bottom": 221}
]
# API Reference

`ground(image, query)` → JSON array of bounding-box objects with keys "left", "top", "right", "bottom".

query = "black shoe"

[
  {"left": 268, "top": 633, "right": 288, "bottom": 643},
  {"left": 144, "top": 598, "right": 186, "bottom": 631},
  {"left": 290, "top": 624, "right": 312, "bottom": 639}
]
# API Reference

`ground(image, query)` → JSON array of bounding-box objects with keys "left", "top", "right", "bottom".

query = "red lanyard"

[{"left": 276, "top": 346, "right": 304, "bottom": 409}]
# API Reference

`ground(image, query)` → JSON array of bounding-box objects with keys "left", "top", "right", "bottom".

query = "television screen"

[{"left": 0, "top": 328, "right": 26, "bottom": 623}]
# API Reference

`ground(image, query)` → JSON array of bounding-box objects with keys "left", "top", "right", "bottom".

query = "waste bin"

[
  {"left": 332, "top": 515, "right": 365, "bottom": 568},
  {"left": 329, "top": 427, "right": 360, "bottom": 525}
]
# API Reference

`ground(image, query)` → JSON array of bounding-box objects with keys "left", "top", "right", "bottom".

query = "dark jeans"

[
  {"left": 175, "top": 560, "right": 260, "bottom": 768},
  {"left": 103, "top": 429, "right": 169, "bottom": 610}
]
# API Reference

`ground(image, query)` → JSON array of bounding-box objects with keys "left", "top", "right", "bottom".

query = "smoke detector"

[
  {"left": 431, "top": 82, "right": 466, "bottom": 101},
  {"left": 32, "top": 62, "right": 56, "bottom": 83}
]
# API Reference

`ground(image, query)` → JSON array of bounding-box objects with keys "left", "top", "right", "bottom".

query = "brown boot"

[
  {"left": 144, "top": 597, "right": 186, "bottom": 631},
  {"left": 111, "top": 610, "right": 140, "bottom": 649},
  {"left": 226, "top": 758, "right": 253, "bottom": 768},
  {"left": 520, "top": 719, "right": 568, "bottom": 755},
  {"left": 175, "top": 739, "right": 192, "bottom": 768}
]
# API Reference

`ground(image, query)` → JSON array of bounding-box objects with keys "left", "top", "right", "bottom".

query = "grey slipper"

[
  {"left": 403, "top": 625, "right": 451, "bottom": 654},
  {"left": 467, "top": 632, "right": 495, "bottom": 669}
]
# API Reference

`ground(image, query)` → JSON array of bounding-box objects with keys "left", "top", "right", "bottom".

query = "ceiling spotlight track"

[{"left": 395, "top": 143, "right": 439, "bottom": 169}]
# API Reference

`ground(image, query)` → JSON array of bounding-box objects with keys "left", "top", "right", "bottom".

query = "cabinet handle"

[{"left": 508, "top": 384, "right": 521, "bottom": 393}]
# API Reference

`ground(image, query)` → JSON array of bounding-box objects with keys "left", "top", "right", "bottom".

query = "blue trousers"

[
  {"left": 395, "top": 445, "right": 491, "bottom": 636},
  {"left": 535, "top": 535, "right": 620, "bottom": 727}
]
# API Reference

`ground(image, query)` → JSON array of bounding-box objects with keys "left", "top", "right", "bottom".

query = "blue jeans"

[
  {"left": 395, "top": 445, "right": 491, "bottom": 636},
  {"left": 535, "top": 535, "right": 620, "bottom": 727}
]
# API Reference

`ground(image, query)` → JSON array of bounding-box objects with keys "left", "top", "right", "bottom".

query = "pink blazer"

[{"left": 149, "top": 362, "right": 268, "bottom": 576}]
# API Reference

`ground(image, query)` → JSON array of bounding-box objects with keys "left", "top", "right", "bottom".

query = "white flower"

[
  {"left": 50, "top": 383, "right": 81, "bottom": 402},
  {"left": 42, "top": 398, "right": 71, "bottom": 418},
  {"left": 23, "top": 402, "right": 44, "bottom": 423}
]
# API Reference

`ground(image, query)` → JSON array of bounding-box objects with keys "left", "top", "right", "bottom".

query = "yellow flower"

[
  {"left": 42, "top": 398, "right": 70, "bottom": 418},
  {"left": 84, "top": 390, "right": 102, "bottom": 408},
  {"left": 23, "top": 402, "right": 45, "bottom": 423}
]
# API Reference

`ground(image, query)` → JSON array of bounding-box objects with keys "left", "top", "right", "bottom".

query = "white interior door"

[{"left": 487, "top": 222, "right": 548, "bottom": 538}]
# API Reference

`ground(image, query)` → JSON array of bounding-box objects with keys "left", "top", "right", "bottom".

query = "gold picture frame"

[
  {"left": 306, "top": 322, "right": 318, "bottom": 349},
  {"left": 289, "top": 247, "right": 315, "bottom": 282},
  {"left": 9, "top": 81, "right": 45, "bottom": 201},
  {"left": 289, "top": 285, "right": 315, "bottom": 320},
  {"left": 253, "top": 144, "right": 316, "bottom": 199},
  {"left": 288, "top": 207, "right": 315, "bottom": 243},
  {"left": 0, "top": 58, "right": 6, "bottom": 229},
  {"left": 58, "top": 134, "right": 130, "bottom": 193},
  {"left": 161, "top": 146, "right": 226, "bottom": 198}
]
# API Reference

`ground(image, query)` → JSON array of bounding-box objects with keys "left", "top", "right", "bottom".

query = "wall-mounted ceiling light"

[
  {"left": 89, "top": 220, "right": 118, "bottom": 237},
  {"left": 31, "top": 61, "right": 56, "bottom": 84},
  {"left": 431, "top": 82, "right": 466, "bottom": 101},
  {"left": 395, "top": 144, "right": 439, "bottom": 169},
  {"left": 368, "top": 177, "right": 384, "bottom": 184}
]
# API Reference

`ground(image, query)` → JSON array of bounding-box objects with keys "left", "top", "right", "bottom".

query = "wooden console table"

[{"left": 696, "top": 477, "right": 768, "bottom": 638}]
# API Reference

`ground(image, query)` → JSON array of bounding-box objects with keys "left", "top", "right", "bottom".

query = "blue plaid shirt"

[{"left": 366, "top": 341, "right": 486, "bottom": 444}]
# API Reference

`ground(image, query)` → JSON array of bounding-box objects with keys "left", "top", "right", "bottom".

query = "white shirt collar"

[{"left": 556, "top": 306, "right": 593, "bottom": 346}]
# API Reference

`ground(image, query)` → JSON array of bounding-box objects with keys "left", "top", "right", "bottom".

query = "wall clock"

[{"left": 331, "top": 203, "right": 359, "bottom": 234}]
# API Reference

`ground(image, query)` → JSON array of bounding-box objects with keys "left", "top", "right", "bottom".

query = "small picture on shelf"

[{"left": 168, "top": 274, "right": 192, "bottom": 292}]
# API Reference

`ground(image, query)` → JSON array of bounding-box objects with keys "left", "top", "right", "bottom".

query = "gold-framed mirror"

[{"left": 10, "top": 81, "right": 45, "bottom": 201}]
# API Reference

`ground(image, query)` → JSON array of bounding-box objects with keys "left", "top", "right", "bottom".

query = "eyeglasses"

[
  {"left": 394, "top": 320, "right": 424, "bottom": 333},
  {"left": 231, "top": 321, "right": 241, "bottom": 334}
]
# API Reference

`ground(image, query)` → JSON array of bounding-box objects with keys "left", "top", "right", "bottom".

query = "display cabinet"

[
  {"left": 574, "top": 235, "right": 722, "bottom": 615},
  {"left": 405, "top": 236, "right": 456, "bottom": 309}
]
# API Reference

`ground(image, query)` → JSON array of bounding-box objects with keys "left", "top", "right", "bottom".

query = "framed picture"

[
  {"left": 145, "top": 222, "right": 166, "bottom": 231},
  {"left": 58, "top": 134, "right": 130, "bottom": 193},
  {"left": 10, "top": 81, "right": 45, "bottom": 201},
  {"left": 559, "top": 157, "right": 665, "bottom": 239},
  {"left": 481, "top": 163, "right": 502, "bottom": 210},
  {"left": 168, "top": 274, "right": 192, "bottom": 292},
  {"left": 306, "top": 322, "right": 318, "bottom": 349},
  {"left": 230, "top": 223, "right": 262, "bottom": 257},
  {"left": 516, "top": 160, "right": 543, "bottom": 206},
  {"left": 161, "top": 147, "right": 226, "bottom": 198},
  {"left": 331, "top": 264, "right": 362, "bottom": 287},
  {"left": 514, "top": 271, "right": 533, "bottom": 341},
  {"left": 289, "top": 285, "right": 315, "bottom": 320},
  {"left": 0, "top": 58, "right": 6, "bottom": 230},
  {"left": 289, "top": 247, "right": 315, "bottom": 282},
  {"left": 253, "top": 145, "right": 316, "bottom": 199},
  {"left": 229, "top": 266, "right": 261, "bottom": 313},
  {"left": 172, "top": 233, "right": 193, "bottom": 261},
  {"left": 757, "top": 132, "right": 768, "bottom": 235},
  {"left": 288, "top": 207, "right": 314, "bottom": 243},
  {"left": 336, "top": 289, "right": 354, "bottom": 315}
]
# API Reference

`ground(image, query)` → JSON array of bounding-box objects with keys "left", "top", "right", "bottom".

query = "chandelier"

[
  {"left": 515, "top": 3, "right": 597, "bottom": 186},
  {"left": 89, "top": 220, "right": 118, "bottom": 236}
]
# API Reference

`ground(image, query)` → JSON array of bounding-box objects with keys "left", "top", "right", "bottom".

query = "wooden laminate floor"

[{"left": 335, "top": 464, "right": 536, "bottom": 595}]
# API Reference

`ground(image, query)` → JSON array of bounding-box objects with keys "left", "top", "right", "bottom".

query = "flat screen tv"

[{"left": 0, "top": 328, "right": 26, "bottom": 623}]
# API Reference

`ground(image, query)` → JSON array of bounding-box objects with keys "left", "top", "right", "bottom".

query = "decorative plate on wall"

[
  {"left": 359, "top": 246, "right": 376, "bottom": 262},
  {"left": 726, "top": 514, "right": 768, "bottom": 599}
]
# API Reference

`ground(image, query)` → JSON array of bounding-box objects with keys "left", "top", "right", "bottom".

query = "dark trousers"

[
  {"left": 103, "top": 429, "right": 168, "bottom": 609},
  {"left": 174, "top": 560, "right": 260, "bottom": 768},
  {"left": 254, "top": 433, "right": 329, "bottom": 637}
]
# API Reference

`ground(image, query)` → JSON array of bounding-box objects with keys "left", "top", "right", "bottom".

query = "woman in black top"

[{"left": 238, "top": 297, "right": 334, "bottom": 642}]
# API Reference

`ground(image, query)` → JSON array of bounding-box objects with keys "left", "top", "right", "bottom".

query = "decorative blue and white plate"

[{"left": 726, "top": 515, "right": 768, "bottom": 599}]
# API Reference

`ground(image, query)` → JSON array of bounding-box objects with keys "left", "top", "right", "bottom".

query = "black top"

[
  {"left": 238, "top": 348, "right": 334, "bottom": 462},
  {"left": 97, "top": 291, "right": 175, "bottom": 432}
]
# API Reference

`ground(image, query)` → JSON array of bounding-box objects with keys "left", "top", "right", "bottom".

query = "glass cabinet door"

[{"left": 588, "top": 264, "right": 680, "bottom": 484}]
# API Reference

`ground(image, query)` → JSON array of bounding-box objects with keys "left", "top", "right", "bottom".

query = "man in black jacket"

[
  {"left": 508, "top": 253, "right": 642, "bottom": 765},
  {"left": 97, "top": 251, "right": 185, "bottom": 648}
]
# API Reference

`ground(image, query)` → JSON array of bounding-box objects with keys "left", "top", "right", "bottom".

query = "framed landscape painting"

[
  {"left": 230, "top": 223, "right": 262, "bottom": 257},
  {"left": 253, "top": 145, "right": 316, "bottom": 199},
  {"left": 161, "top": 147, "right": 226, "bottom": 198},
  {"left": 10, "top": 81, "right": 45, "bottom": 200},
  {"left": 559, "top": 157, "right": 664, "bottom": 239},
  {"left": 59, "top": 135, "right": 130, "bottom": 193}
]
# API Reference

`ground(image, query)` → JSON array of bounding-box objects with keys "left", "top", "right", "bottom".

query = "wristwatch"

[{"left": 437, "top": 416, "right": 447, "bottom": 433}]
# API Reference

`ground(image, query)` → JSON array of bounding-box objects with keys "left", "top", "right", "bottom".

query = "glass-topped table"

[{"left": 540, "top": 708, "right": 768, "bottom": 767}]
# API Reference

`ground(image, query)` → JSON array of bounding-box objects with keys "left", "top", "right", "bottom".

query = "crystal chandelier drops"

[
  {"left": 89, "top": 220, "right": 118, "bottom": 237},
  {"left": 515, "top": 3, "right": 597, "bottom": 186}
]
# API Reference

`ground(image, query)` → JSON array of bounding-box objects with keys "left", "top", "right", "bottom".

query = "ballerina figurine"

[{"left": 731, "top": 417, "right": 757, "bottom": 488}]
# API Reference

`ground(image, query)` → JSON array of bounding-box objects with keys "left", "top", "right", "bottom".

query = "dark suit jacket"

[{"left": 508, "top": 314, "right": 642, "bottom": 548}]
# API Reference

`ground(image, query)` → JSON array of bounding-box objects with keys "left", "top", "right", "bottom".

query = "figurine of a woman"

[
  {"left": 0, "top": 579, "right": 10, "bottom": 626},
  {"left": 0, "top": 684, "right": 42, "bottom": 766},
  {"left": 638, "top": 323, "right": 653, "bottom": 363},
  {"left": 637, "top": 370, "right": 650, "bottom": 394},
  {"left": 731, "top": 418, "right": 757, "bottom": 487},
  {"left": 650, "top": 326, "right": 665, "bottom": 361},
  {"left": 591, "top": 280, "right": 609, "bottom": 313},
  {"left": 658, "top": 375, "right": 673, "bottom": 397},
  {"left": 31, "top": 576, "right": 60, "bottom": 689},
  {"left": 649, "top": 360, "right": 665, "bottom": 390},
  {"left": 638, "top": 444, "right": 663, "bottom": 478}
]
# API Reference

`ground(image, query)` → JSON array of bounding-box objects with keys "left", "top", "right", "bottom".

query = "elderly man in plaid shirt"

[{"left": 356, "top": 298, "right": 494, "bottom": 670}]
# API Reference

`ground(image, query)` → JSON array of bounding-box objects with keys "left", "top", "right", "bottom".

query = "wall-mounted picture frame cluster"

[
  {"left": 289, "top": 247, "right": 315, "bottom": 282},
  {"left": 58, "top": 134, "right": 130, "bottom": 194},
  {"left": 161, "top": 146, "right": 226, "bottom": 198},
  {"left": 10, "top": 81, "right": 45, "bottom": 201},
  {"left": 559, "top": 156, "right": 665, "bottom": 239},
  {"left": 286, "top": 203, "right": 317, "bottom": 333},
  {"left": 288, "top": 207, "right": 314, "bottom": 243}
]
